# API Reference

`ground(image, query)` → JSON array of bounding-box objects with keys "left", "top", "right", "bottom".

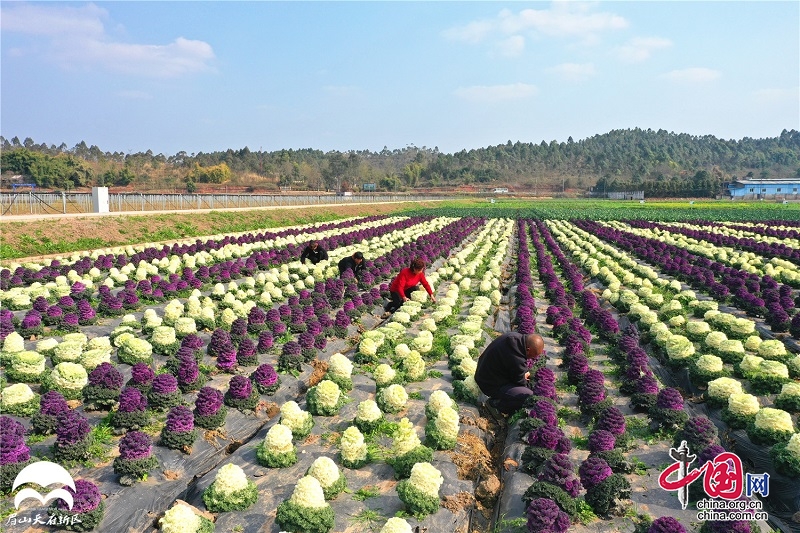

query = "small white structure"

[{"left": 91, "top": 187, "right": 109, "bottom": 213}]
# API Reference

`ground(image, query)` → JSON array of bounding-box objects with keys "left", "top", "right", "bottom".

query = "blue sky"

[{"left": 1, "top": 1, "right": 798, "bottom": 156}]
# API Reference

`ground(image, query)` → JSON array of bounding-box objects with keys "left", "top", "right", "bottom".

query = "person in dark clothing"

[
  {"left": 300, "top": 241, "right": 328, "bottom": 264},
  {"left": 338, "top": 252, "right": 365, "bottom": 279},
  {"left": 475, "top": 332, "right": 544, "bottom": 415},
  {"left": 382, "top": 257, "right": 436, "bottom": 317}
]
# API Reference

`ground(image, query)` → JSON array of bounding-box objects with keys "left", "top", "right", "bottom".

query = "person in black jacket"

[
  {"left": 300, "top": 241, "right": 328, "bottom": 264},
  {"left": 475, "top": 332, "right": 544, "bottom": 415},
  {"left": 337, "top": 252, "right": 365, "bottom": 279}
]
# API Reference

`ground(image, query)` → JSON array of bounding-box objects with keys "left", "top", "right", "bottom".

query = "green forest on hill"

[{"left": 2, "top": 128, "right": 799, "bottom": 197}]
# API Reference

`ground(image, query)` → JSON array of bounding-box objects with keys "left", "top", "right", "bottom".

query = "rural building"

[
  {"left": 607, "top": 191, "right": 644, "bottom": 200},
  {"left": 726, "top": 179, "right": 800, "bottom": 199}
]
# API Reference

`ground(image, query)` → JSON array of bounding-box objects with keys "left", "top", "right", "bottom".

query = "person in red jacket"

[{"left": 382, "top": 257, "right": 436, "bottom": 317}]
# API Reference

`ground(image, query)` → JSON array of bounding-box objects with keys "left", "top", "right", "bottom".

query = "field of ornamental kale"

[{"left": 1, "top": 199, "right": 800, "bottom": 533}]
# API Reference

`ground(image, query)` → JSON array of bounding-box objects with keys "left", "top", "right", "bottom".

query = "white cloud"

[
  {"left": 0, "top": 3, "right": 214, "bottom": 78},
  {"left": 661, "top": 67, "right": 721, "bottom": 83},
  {"left": 548, "top": 62, "right": 596, "bottom": 82},
  {"left": 753, "top": 87, "right": 799, "bottom": 104},
  {"left": 615, "top": 37, "right": 672, "bottom": 63},
  {"left": 454, "top": 83, "right": 537, "bottom": 103},
  {"left": 494, "top": 35, "right": 526, "bottom": 57},
  {"left": 444, "top": 2, "right": 627, "bottom": 44}
]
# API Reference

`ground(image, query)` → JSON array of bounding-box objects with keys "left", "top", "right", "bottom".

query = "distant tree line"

[{"left": 2, "top": 128, "right": 799, "bottom": 196}]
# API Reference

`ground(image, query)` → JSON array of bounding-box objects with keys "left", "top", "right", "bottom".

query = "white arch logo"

[{"left": 12, "top": 461, "right": 76, "bottom": 510}]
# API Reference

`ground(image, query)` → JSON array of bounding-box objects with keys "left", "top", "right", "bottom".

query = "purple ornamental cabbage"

[
  {"left": 527, "top": 425, "right": 572, "bottom": 454},
  {"left": 647, "top": 517, "right": 687, "bottom": 533},
  {"left": 538, "top": 453, "right": 582, "bottom": 497},
  {"left": 579, "top": 381, "right": 606, "bottom": 405},
  {"left": 130, "top": 363, "right": 155, "bottom": 387},
  {"left": 526, "top": 497, "right": 571, "bottom": 533},
  {"left": 227, "top": 375, "right": 253, "bottom": 400},
  {"left": 216, "top": 344, "right": 238, "bottom": 372},
  {"left": 656, "top": 388, "right": 684, "bottom": 410},
  {"left": 181, "top": 334, "right": 204, "bottom": 352},
  {"left": 56, "top": 410, "right": 91, "bottom": 446},
  {"left": 703, "top": 521, "right": 751, "bottom": 533},
  {"left": 54, "top": 479, "right": 102, "bottom": 514},
  {"left": 152, "top": 373, "right": 179, "bottom": 394},
  {"left": 0, "top": 416, "right": 30, "bottom": 465},
  {"left": 596, "top": 407, "right": 626, "bottom": 436},
  {"left": 195, "top": 387, "right": 224, "bottom": 416},
  {"left": 88, "top": 363, "right": 124, "bottom": 390},
  {"left": 679, "top": 416, "right": 718, "bottom": 450},
  {"left": 177, "top": 355, "right": 200, "bottom": 386},
  {"left": 528, "top": 400, "right": 558, "bottom": 426},
  {"left": 579, "top": 457, "right": 613, "bottom": 490},
  {"left": 252, "top": 364, "right": 279, "bottom": 388},
  {"left": 118, "top": 431, "right": 153, "bottom": 461},
  {"left": 165, "top": 405, "right": 195, "bottom": 433},
  {"left": 587, "top": 430, "right": 616, "bottom": 453},
  {"left": 39, "top": 390, "right": 70, "bottom": 416},
  {"left": 697, "top": 444, "right": 726, "bottom": 466},
  {"left": 257, "top": 331, "right": 274, "bottom": 352},
  {"left": 117, "top": 387, "right": 148, "bottom": 413}
]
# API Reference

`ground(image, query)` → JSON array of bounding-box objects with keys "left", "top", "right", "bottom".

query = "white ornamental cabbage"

[
  {"left": 785, "top": 433, "right": 800, "bottom": 459},
  {"left": 50, "top": 362, "right": 89, "bottom": 391},
  {"left": 36, "top": 338, "right": 59, "bottom": 356},
  {"left": 2, "top": 383, "right": 36, "bottom": 406},
  {"left": 778, "top": 382, "right": 800, "bottom": 401},
  {"left": 373, "top": 364, "right": 397, "bottom": 387},
  {"left": 122, "top": 338, "right": 154, "bottom": 361},
  {"left": 86, "top": 336, "right": 111, "bottom": 351},
  {"left": 54, "top": 341, "right": 83, "bottom": 362},
  {"left": 289, "top": 476, "right": 328, "bottom": 509},
  {"left": 462, "top": 375, "right": 481, "bottom": 397},
  {"left": 754, "top": 408, "right": 795, "bottom": 433},
  {"left": 666, "top": 335, "right": 694, "bottom": 361},
  {"left": 307, "top": 456, "right": 341, "bottom": 489},
  {"left": 704, "top": 331, "right": 728, "bottom": 350},
  {"left": 408, "top": 462, "right": 443, "bottom": 498},
  {"left": 449, "top": 344, "right": 471, "bottom": 363},
  {"left": 758, "top": 360, "right": 789, "bottom": 379},
  {"left": 356, "top": 400, "right": 383, "bottom": 422},
  {"left": 739, "top": 355, "right": 764, "bottom": 376},
  {"left": 403, "top": 351, "right": 426, "bottom": 381},
  {"left": 328, "top": 353, "right": 353, "bottom": 379},
  {"left": 379, "top": 517, "right": 413, "bottom": 533},
  {"left": 340, "top": 426, "right": 368, "bottom": 464},
  {"left": 62, "top": 332, "right": 88, "bottom": 347},
  {"left": 158, "top": 502, "right": 202, "bottom": 533},
  {"left": 410, "top": 290, "right": 428, "bottom": 303},
  {"left": 433, "top": 406, "right": 460, "bottom": 442},
  {"left": 174, "top": 317, "right": 198, "bottom": 337},
  {"left": 152, "top": 326, "right": 177, "bottom": 347},
  {"left": 421, "top": 318, "right": 437, "bottom": 332},
  {"left": 265, "top": 424, "right": 294, "bottom": 454},
  {"left": 411, "top": 331, "right": 433, "bottom": 353},
  {"left": 428, "top": 390, "right": 455, "bottom": 415},
  {"left": 727, "top": 393, "right": 760, "bottom": 416},
  {"left": 392, "top": 418, "right": 422, "bottom": 456},
  {"left": 758, "top": 340, "right": 787, "bottom": 360},
  {"left": 80, "top": 348, "right": 112, "bottom": 370},
  {"left": 392, "top": 311, "right": 411, "bottom": 324},
  {"left": 380, "top": 384, "right": 408, "bottom": 412},
  {"left": 314, "top": 380, "right": 341, "bottom": 408},
  {"left": 457, "top": 357, "right": 477, "bottom": 378},
  {"left": 12, "top": 351, "right": 46, "bottom": 375},
  {"left": 214, "top": 463, "right": 250, "bottom": 495},
  {"left": 395, "top": 344, "right": 411, "bottom": 359},
  {"left": 707, "top": 377, "right": 743, "bottom": 400},
  {"left": 280, "top": 401, "right": 312, "bottom": 433},
  {"left": 693, "top": 354, "right": 722, "bottom": 374},
  {"left": 744, "top": 336, "right": 763, "bottom": 352}
]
